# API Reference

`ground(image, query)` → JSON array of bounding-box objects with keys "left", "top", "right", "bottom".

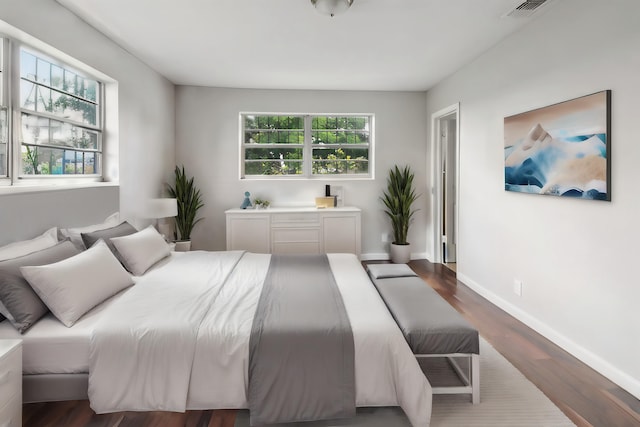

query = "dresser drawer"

[
  {"left": 0, "top": 394, "right": 21, "bottom": 427},
  {"left": 272, "top": 228, "right": 320, "bottom": 243},
  {"left": 273, "top": 241, "right": 321, "bottom": 254},
  {"left": 271, "top": 212, "right": 320, "bottom": 225},
  {"left": 0, "top": 347, "right": 20, "bottom": 410}
]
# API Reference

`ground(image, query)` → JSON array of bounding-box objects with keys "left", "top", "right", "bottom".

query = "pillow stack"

[
  {"left": 0, "top": 240, "right": 80, "bottom": 332},
  {"left": 0, "top": 217, "right": 173, "bottom": 332},
  {"left": 21, "top": 240, "right": 134, "bottom": 328}
]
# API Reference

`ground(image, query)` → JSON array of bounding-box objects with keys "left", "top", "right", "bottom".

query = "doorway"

[{"left": 430, "top": 104, "right": 459, "bottom": 272}]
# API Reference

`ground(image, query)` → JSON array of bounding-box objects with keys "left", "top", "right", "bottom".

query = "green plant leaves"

[
  {"left": 380, "top": 165, "right": 419, "bottom": 245},
  {"left": 167, "top": 165, "right": 204, "bottom": 241}
]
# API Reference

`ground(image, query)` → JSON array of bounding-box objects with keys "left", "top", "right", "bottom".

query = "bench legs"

[{"left": 416, "top": 353, "right": 480, "bottom": 404}]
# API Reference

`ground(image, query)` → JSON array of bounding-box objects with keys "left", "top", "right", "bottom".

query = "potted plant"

[
  {"left": 254, "top": 198, "right": 271, "bottom": 209},
  {"left": 167, "top": 165, "right": 204, "bottom": 251},
  {"left": 381, "top": 165, "right": 419, "bottom": 263}
]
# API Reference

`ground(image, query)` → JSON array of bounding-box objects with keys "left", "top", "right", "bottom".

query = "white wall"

[
  {"left": 176, "top": 87, "right": 427, "bottom": 256},
  {"left": 0, "top": 186, "right": 118, "bottom": 246},
  {"left": 0, "top": 0, "right": 175, "bottom": 230},
  {"left": 425, "top": 0, "right": 640, "bottom": 398}
]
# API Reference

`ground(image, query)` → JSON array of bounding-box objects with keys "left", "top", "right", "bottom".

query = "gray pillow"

[
  {"left": 366, "top": 263, "right": 418, "bottom": 279},
  {"left": 0, "top": 240, "right": 80, "bottom": 333},
  {"left": 81, "top": 221, "right": 137, "bottom": 259}
]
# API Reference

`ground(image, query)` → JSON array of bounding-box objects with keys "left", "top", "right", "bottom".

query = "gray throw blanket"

[{"left": 248, "top": 254, "right": 355, "bottom": 426}]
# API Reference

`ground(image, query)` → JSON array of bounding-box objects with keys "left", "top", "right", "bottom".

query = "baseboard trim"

[{"left": 457, "top": 272, "right": 640, "bottom": 400}]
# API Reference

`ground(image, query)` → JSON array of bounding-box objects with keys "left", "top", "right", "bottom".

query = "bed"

[{"left": 0, "top": 249, "right": 432, "bottom": 426}]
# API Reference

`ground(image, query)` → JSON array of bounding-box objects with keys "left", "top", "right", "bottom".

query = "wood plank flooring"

[{"left": 22, "top": 259, "right": 639, "bottom": 427}]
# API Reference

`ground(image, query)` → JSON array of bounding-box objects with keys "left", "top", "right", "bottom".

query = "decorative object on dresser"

[
  {"left": 240, "top": 191, "right": 252, "bottom": 209},
  {"left": 226, "top": 207, "right": 361, "bottom": 257},
  {"left": 381, "top": 165, "right": 419, "bottom": 263},
  {"left": 0, "top": 340, "right": 22, "bottom": 427},
  {"left": 253, "top": 198, "right": 270, "bottom": 209},
  {"left": 167, "top": 165, "right": 204, "bottom": 251}
]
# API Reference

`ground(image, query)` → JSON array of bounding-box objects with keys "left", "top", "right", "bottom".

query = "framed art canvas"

[{"left": 504, "top": 90, "right": 611, "bottom": 201}]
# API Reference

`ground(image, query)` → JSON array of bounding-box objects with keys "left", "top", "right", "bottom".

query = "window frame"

[
  {"left": 0, "top": 35, "right": 106, "bottom": 187},
  {"left": 240, "top": 112, "right": 375, "bottom": 180},
  {"left": 0, "top": 37, "right": 9, "bottom": 182}
]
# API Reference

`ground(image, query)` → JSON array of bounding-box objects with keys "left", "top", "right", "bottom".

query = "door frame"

[{"left": 430, "top": 103, "right": 460, "bottom": 264}]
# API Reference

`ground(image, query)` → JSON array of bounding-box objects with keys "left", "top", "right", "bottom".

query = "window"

[
  {"left": 0, "top": 35, "right": 105, "bottom": 185},
  {"left": 19, "top": 49, "right": 102, "bottom": 176},
  {"left": 242, "top": 114, "right": 373, "bottom": 178},
  {"left": 0, "top": 38, "right": 7, "bottom": 178}
]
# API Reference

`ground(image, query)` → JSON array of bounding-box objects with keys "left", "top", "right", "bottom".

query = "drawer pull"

[{"left": 0, "top": 370, "right": 10, "bottom": 385}]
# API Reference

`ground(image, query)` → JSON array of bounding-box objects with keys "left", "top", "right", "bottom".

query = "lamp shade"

[
  {"left": 146, "top": 198, "right": 178, "bottom": 219},
  {"left": 311, "top": 0, "right": 354, "bottom": 17}
]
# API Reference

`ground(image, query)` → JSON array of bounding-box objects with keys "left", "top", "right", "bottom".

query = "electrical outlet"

[
  {"left": 513, "top": 279, "right": 523, "bottom": 296},
  {"left": 381, "top": 233, "right": 390, "bottom": 243}
]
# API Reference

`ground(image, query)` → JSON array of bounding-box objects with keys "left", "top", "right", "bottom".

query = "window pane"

[
  {"left": 22, "top": 113, "right": 99, "bottom": 150},
  {"left": 85, "top": 79, "right": 98, "bottom": 102},
  {"left": 245, "top": 115, "right": 257, "bottom": 130},
  {"left": 20, "top": 51, "right": 37, "bottom": 80},
  {"left": 22, "top": 145, "right": 100, "bottom": 175},
  {"left": 36, "top": 86, "right": 51, "bottom": 113},
  {"left": 245, "top": 131, "right": 303, "bottom": 145},
  {"left": 51, "top": 64, "right": 64, "bottom": 91},
  {"left": 50, "top": 120, "right": 99, "bottom": 149},
  {"left": 0, "top": 108, "right": 7, "bottom": 176},
  {"left": 245, "top": 159, "right": 302, "bottom": 176},
  {"left": 312, "top": 147, "right": 369, "bottom": 175},
  {"left": 36, "top": 58, "right": 50, "bottom": 85},
  {"left": 50, "top": 90, "right": 97, "bottom": 125},
  {"left": 245, "top": 147, "right": 302, "bottom": 160},
  {"left": 245, "top": 146, "right": 302, "bottom": 176},
  {"left": 20, "top": 80, "right": 36, "bottom": 110},
  {"left": 21, "top": 114, "right": 50, "bottom": 145},
  {"left": 312, "top": 116, "right": 370, "bottom": 145}
]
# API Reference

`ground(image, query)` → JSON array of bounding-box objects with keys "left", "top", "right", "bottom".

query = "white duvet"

[{"left": 88, "top": 251, "right": 432, "bottom": 426}]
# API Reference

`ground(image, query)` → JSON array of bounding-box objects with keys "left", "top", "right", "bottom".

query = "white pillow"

[
  {"left": 0, "top": 227, "right": 58, "bottom": 261},
  {"left": 60, "top": 212, "right": 120, "bottom": 249},
  {"left": 110, "top": 225, "right": 171, "bottom": 276},
  {"left": 20, "top": 240, "right": 133, "bottom": 327}
]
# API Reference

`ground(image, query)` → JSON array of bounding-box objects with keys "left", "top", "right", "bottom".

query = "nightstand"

[{"left": 0, "top": 340, "right": 21, "bottom": 427}]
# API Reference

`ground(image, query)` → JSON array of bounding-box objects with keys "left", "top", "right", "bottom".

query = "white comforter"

[{"left": 88, "top": 251, "right": 432, "bottom": 426}]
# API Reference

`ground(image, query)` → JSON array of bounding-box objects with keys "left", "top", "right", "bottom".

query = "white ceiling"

[{"left": 56, "top": 0, "right": 552, "bottom": 91}]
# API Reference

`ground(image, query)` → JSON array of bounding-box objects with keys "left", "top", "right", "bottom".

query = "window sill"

[
  {"left": 0, "top": 180, "right": 119, "bottom": 196},
  {"left": 241, "top": 175, "right": 374, "bottom": 181}
]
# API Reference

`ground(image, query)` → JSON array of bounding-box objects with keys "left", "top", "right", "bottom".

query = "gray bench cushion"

[{"left": 369, "top": 273, "right": 479, "bottom": 355}]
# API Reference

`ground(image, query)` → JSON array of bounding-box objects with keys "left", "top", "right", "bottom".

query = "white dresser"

[
  {"left": 225, "top": 207, "right": 361, "bottom": 257},
  {"left": 0, "top": 340, "right": 21, "bottom": 427}
]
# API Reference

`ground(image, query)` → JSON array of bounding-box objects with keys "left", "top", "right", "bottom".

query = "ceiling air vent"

[{"left": 504, "top": 0, "right": 549, "bottom": 18}]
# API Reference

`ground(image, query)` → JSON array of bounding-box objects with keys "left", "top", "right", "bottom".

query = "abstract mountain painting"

[{"left": 504, "top": 91, "right": 611, "bottom": 200}]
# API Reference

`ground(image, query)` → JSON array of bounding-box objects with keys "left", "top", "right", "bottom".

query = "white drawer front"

[
  {"left": 273, "top": 242, "right": 321, "bottom": 254},
  {"left": 271, "top": 213, "right": 319, "bottom": 225},
  {"left": 272, "top": 228, "right": 320, "bottom": 243},
  {"left": 0, "top": 348, "right": 20, "bottom": 411},
  {"left": 0, "top": 394, "right": 21, "bottom": 427}
]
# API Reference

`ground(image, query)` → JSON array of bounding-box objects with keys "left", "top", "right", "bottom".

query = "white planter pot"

[
  {"left": 174, "top": 240, "right": 191, "bottom": 252},
  {"left": 390, "top": 243, "right": 411, "bottom": 264}
]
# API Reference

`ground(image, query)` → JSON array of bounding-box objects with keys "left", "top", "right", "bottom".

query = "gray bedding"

[{"left": 248, "top": 254, "right": 355, "bottom": 426}]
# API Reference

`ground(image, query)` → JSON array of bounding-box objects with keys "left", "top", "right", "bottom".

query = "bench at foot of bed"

[{"left": 366, "top": 263, "right": 480, "bottom": 404}]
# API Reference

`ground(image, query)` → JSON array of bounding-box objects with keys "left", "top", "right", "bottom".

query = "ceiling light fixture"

[{"left": 310, "top": 0, "right": 354, "bottom": 17}]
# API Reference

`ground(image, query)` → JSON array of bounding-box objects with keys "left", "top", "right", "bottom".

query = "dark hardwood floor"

[{"left": 22, "top": 259, "right": 640, "bottom": 427}]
